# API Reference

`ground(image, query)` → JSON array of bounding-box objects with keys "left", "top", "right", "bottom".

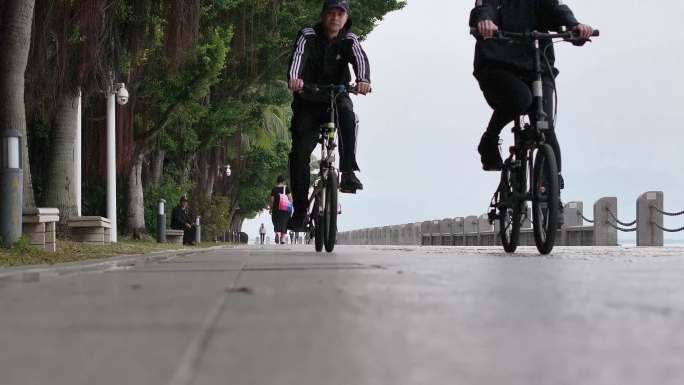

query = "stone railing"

[{"left": 337, "top": 191, "right": 682, "bottom": 247}]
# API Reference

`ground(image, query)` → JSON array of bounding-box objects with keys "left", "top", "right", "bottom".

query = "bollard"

[
  {"left": 427, "top": 220, "right": 438, "bottom": 245},
  {"left": 0, "top": 129, "right": 23, "bottom": 248},
  {"left": 464, "top": 216, "right": 478, "bottom": 246},
  {"left": 478, "top": 214, "right": 494, "bottom": 246},
  {"left": 594, "top": 197, "right": 618, "bottom": 246},
  {"left": 564, "top": 201, "right": 583, "bottom": 227},
  {"left": 420, "top": 221, "right": 430, "bottom": 245},
  {"left": 637, "top": 191, "right": 664, "bottom": 247},
  {"left": 383, "top": 226, "right": 392, "bottom": 245},
  {"left": 411, "top": 222, "right": 421, "bottom": 245},
  {"left": 521, "top": 205, "right": 532, "bottom": 229},
  {"left": 439, "top": 218, "right": 455, "bottom": 246},
  {"left": 195, "top": 216, "right": 201, "bottom": 245},
  {"left": 157, "top": 199, "right": 166, "bottom": 243},
  {"left": 453, "top": 217, "right": 465, "bottom": 246},
  {"left": 391, "top": 225, "right": 401, "bottom": 245}
]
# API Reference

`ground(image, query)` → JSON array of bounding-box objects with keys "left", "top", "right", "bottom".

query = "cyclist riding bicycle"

[
  {"left": 286, "top": 0, "right": 372, "bottom": 230},
  {"left": 469, "top": 0, "right": 593, "bottom": 186}
]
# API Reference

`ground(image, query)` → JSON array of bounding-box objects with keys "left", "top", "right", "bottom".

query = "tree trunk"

[
  {"left": 45, "top": 93, "right": 80, "bottom": 224},
  {"left": 150, "top": 149, "right": 165, "bottom": 188},
  {"left": 126, "top": 150, "right": 146, "bottom": 239},
  {"left": 0, "top": 0, "right": 36, "bottom": 209}
]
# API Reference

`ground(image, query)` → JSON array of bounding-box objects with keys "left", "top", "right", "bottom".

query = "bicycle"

[
  {"left": 471, "top": 27, "right": 600, "bottom": 255},
  {"left": 302, "top": 84, "right": 356, "bottom": 253}
]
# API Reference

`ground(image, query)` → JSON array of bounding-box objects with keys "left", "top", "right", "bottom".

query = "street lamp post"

[
  {"left": 106, "top": 81, "right": 129, "bottom": 244},
  {"left": 0, "top": 128, "right": 23, "bottom": 248}
]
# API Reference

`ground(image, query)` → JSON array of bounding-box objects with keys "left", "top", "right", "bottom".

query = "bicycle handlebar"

[
  {"left": 469, "top": 27, "right": 600, "bottom": 41},
  {"left": 303, "top": 84, "right": 357, "bottom": 95}
]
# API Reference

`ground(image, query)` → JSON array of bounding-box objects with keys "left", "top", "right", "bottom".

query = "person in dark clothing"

[
  {"left": 469, "top": 0, "right": 594, "bottom": 178},
  {"left": 269, "top": 175, "right": 293, "bottom": 244},
  {"left": 171, "top": 196, "right": 197, "bottom": 245},
  {"left": 286, "top": 0, "right": 372, "bottom": 230},
  {"left": 259, "top": 223, "right": 266, "bottom": 245}
]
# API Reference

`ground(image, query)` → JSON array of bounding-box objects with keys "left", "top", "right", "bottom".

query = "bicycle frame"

[
  {"left": 306, "top": 85, "right": 349, "bottom": 218},
  {"left": 494, "top": 32, "right": 553, "bottom": 212}
]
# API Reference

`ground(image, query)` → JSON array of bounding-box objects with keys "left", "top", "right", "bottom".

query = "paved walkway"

[{"left": 2, "top": 245, "right": 684, "bottom": 385}]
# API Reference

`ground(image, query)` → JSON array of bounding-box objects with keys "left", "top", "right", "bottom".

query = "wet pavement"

[{"left": 2, "top": 245, "right": 684, "bottom": 385}]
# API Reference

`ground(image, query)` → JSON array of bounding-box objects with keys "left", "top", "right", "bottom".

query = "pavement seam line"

[
  {"left": 165, "top": 264, "right": 245, "bottom": 385},
  {"left": 0, "top": 246, "right": 228, "bottom": 284}
]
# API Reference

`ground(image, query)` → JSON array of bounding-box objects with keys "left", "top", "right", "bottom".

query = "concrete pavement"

[{"left": 2, "top": 245, "right": 684, "bottom": 385}]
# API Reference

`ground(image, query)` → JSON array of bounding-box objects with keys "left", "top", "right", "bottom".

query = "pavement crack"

[{"left": 165, "top": 264, "right": 245, "bottom": 385}]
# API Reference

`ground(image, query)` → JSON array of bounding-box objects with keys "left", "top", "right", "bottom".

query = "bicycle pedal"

[{"left": 487, "top": 210, "right": 499, "bottom": 224}]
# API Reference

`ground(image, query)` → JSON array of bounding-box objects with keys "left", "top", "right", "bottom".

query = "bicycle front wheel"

[
  {"left": 312, "top": 198, "right": 324, "bottom": 253},
  {"left": 323, "top": 170, "right": 338, "bottom": 253},
  {"left": 532, "top": 144, "right": 560, "bottom": 255}
]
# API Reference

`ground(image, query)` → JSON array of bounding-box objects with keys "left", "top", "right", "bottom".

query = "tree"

[{"left": 0, "top": 0, "right": 37, "bottom": 209}]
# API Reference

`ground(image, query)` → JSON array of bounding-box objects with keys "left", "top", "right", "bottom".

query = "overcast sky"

[{"left": 245, "top": 0, "right": 684, "bottom": 243}]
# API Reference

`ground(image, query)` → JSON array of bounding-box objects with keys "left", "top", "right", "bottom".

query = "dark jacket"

[
  {"left": 171, "top": 205, "right": 191, "bottom": 230},
  {"left": 287, "top": 21, "right": 370, "bottom": 102},
  {"left": 469, "top": 0, "right": 579, "bottom": 78}
]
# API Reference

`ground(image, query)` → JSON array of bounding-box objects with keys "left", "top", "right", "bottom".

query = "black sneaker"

[
  {"left": 478, "top": 132, "right": 503, "bottom": 171},
  {"left": 340, "top": 172, "right": 363, "bottom": 193},
  {"left": 559, "top": 174, "right": 565, "bottom": 190}
]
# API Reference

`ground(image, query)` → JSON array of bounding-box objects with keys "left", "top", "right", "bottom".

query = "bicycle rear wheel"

[
  {"left": 532, "top": 144, "right": 560, "bottom": 255},
  {"left": 323, "top": 170, "right": 338, "bottom": 253}
]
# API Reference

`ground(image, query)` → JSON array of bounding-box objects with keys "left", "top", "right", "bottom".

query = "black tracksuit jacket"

[
  {"left": 469, "top": 0, "right": 580, "bottom": 79},
  {"left": 287, "top": 22, "right": 371, "bottom": 96}
]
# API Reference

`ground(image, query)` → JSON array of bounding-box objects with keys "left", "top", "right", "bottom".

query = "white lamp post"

[
  {"left": 106, "top": 81, "right": 129, "bottom": 243},
  {"left": 0, "top": 128, "right": 23, "bottom": 248}
]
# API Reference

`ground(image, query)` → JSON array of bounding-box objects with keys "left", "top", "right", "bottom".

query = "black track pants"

[
  {"left": 478, "top": 69, "right": 562, "bottom": 172},
  {"left": 289, "top": 95, "right": 359, "bottom": 213}
]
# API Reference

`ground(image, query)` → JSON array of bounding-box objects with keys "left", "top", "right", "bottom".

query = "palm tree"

[{"left": 0, "top": 0, "right": 37, "bottom": 209}]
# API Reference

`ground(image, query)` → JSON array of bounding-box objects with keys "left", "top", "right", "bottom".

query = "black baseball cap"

[{"left": 322, "top": 0, "right": 350, "bottom": 13}]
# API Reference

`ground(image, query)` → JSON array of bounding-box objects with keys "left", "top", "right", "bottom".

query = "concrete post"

[
  {"left": 479, "top": 214, "right": 494, "bottom": 246},
  {"left": 157, "top": 199, "right": 166, "bottom": 243},
  {"left": 522, "top": 205, "right": 532, "bottom": 229},
  {"left": 594, "top": 197, "right": 618, "bottom": 246},
  {"left": 564, "top": 201, "right": 583, "bottom": 227},
  {"left": 391, "top": 225, "right": 400, "bottom": 245},
  {"left": 419, "top": 221, "right": 428, "bottom": 245},
  {"left": 427, "top": 220, "right": 438, "bottom": 245},
  {"left": 464, "top": 216, "right": 478, "bottom": 246},
  {"left": 439, "top": 218, "right": 454, "bottom": 246},
  {"left": 412, "top": 223, "right": 421, "bottom": 245},
  {"left": 637, "top": 191, "right": 664, "bottom": 247},
  {"left": 453, "top": 217, "right": 465, "bottom": 246}
]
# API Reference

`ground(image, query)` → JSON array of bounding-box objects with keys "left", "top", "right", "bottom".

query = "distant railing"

[{"left": 337, "top": 191, "right": 683, "bottom": 247}]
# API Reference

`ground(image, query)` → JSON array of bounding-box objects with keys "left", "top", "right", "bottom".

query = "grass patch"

[{"left": 0, "top": 238, "right": 229, "bottom": 268}]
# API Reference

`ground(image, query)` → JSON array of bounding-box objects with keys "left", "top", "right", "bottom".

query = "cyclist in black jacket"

[
  {"left": 470, "top": 0, "right": 593, "bottom": 186},
  {"left": 286, "top": 0, "right": 372, "bottom": 230}
]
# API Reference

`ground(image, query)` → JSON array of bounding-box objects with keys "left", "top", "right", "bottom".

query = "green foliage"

[
  {"left": 22, "top": 0, "right": 405, "bottom": 239},
  {"left": 197, "top": 196, "right": 232, "bottom": 240},
  {"left": 238, "top": 141, "right": 291, "bottom": 216},
  {"left": 144, "top": 175, "right": 194, "bottom": 235}
]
